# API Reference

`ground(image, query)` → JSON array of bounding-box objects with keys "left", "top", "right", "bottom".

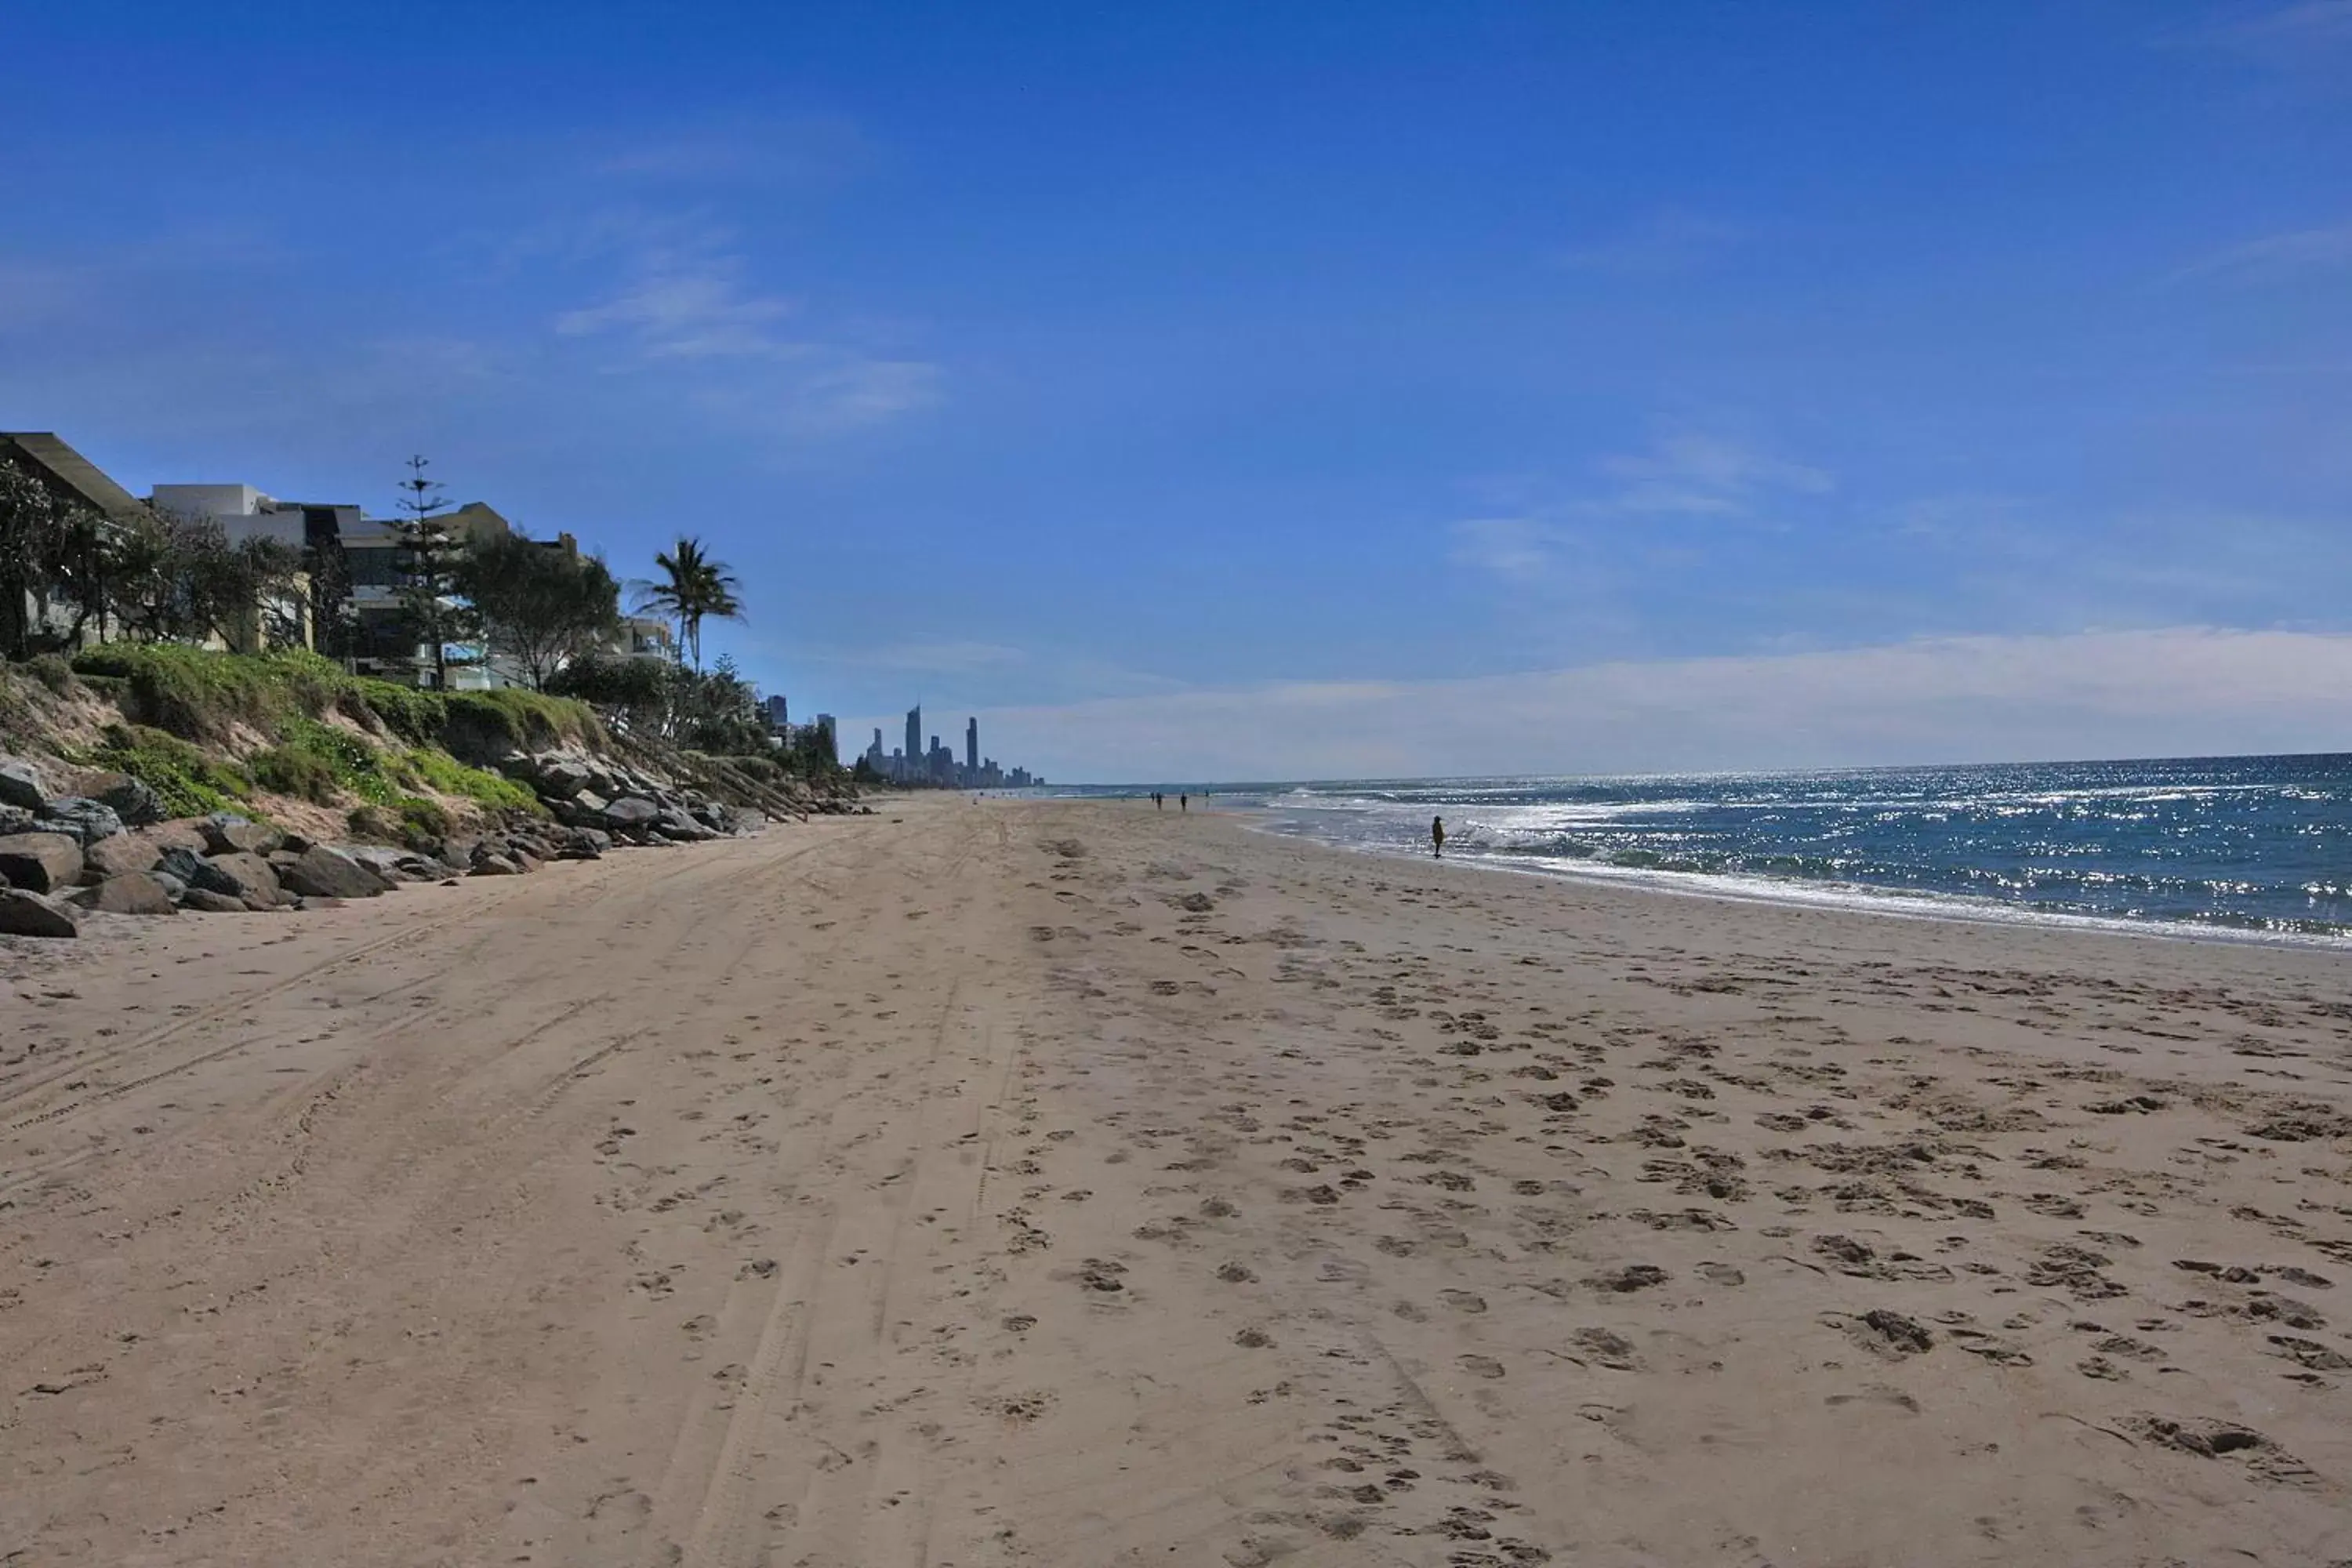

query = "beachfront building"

[{"left": 1, "top": 432, "right": 150, "bottom": 654}]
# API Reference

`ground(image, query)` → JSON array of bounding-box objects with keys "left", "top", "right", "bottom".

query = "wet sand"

[{"left": 4, "top": 798, "right": 2350, "bottom": 1565}]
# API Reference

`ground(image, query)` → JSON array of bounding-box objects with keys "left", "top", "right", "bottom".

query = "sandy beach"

[{"left": 5, "top": 797, "right": 2350, "bottom": 1566}]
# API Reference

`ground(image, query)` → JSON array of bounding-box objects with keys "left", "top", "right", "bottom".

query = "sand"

[{"left": 4, "top": 798, "right": 2350, "bottom": 1566}]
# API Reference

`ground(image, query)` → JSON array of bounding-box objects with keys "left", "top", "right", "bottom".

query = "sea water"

[{"left": 1142, "top": 756, "right": 2352, "bottom": 944}]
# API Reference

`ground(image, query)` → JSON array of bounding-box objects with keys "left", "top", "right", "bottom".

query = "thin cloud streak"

[{"left": 975, "top": 628, "right": 2352, "bottom": 782}]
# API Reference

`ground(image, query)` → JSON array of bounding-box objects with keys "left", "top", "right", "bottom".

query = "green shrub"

[
  {"left": 250, "top": 744, "right": 339, "bottom": 804},
  {"left": 344, "top": 679, "right": 445, "bottom": 746},
  {"left": 441, "top": 688, "right": 604, "bottom": 758},
  {"left": 71, "top": 644, "right": 348, "bottom": 742},
  {"left": 348, "top": 796, "right": 452, "bottom": 848},
  {"left": 399, "top": 796, "right": 452, "bottom": 840},
  {"left": 26, "top": 654, "right": 76, "bottom": 695},
  {"left": 80, "top": 723, "right": 252, "bottom": 816},
  {"left": 401, "top": 746, "right": 543, "bottom": 811}
]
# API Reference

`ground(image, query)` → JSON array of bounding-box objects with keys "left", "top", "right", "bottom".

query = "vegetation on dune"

[
  {"left": 81, "top": 723, "right": 255, "bottom": 817},
  {"left": 67, "top": 644, "right": 600, "bottom": 759}
]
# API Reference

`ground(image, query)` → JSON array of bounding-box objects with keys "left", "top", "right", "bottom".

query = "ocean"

[{"left": 1110, "top": 755, "right": 2352, "bottom": 945}]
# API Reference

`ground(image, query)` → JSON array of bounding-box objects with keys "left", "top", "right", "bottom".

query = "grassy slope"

[{"left": 1, "top": 648, "right": 602, "bottom": 843}]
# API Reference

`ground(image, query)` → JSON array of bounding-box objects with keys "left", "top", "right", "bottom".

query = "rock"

[
  {"left": 83, "top": 833, "right": 162, "bottom": 880},
  {"left": 657, "top": 811, "right": 718, "bottom": 842},
  {"left": 730, "top": 808, "right": 768, "bottom": 835},
  {"left": 342, "top": 845, "right": 428, "bottom": 882},
  {"left": 603, "top": 796, "right": 661, "bottom": 829},
  {"left": 278, "top": 844, "right": 394, "bottom": 900},
  {"left": 205, "top": 851, "right": 282, "bottom": 900},
  {"left": 201, "top": 814, "right": 284, "bottom": 855},
  {"left": 535, "top": 758, "right": 594, "bottom": 799},
  {"left": 92, "top": 773, "right": 167, "bottom": 827},
  {"left": 0, "top": 832, "right": 86, "bottom": 894},
  {"left": 158, "top": 846, "right": 241, "bottom": 898},
  {"left": 0, "top": 757, "right": 46, "bottom": 811},
  {"left": 0, "top": 888, "right": 78, "bottom": 938},
  {"left": 146, "top": 819, "right": 211, "bottom": 854},
  {"left": 182, "top": 888, "right": 248, "bottom": 913},
  {"left": 152, "top": 869, "right": 187, "bottom": 902},
  {"left": 81, "top": 872, "right": 177, "bottom": 916},
  {"left": 470, "top": 853, "right": 521, "bottom": 876},
  {"left": 0, "top": 805, "right": 33, "bottom": 837},
  {"left": 557, "top": 827, "right": 611, "bottom": 859},
  {"left": 38, "top": 797, "right": 125, "bottom": 845}
]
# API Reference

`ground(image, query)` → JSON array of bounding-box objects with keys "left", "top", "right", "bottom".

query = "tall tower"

[
  {"left": 905, "top": 704, "right": 921, "bottom": 767},
  {"left": 966, "top": 717, "right": 978, "bottom": 776}
]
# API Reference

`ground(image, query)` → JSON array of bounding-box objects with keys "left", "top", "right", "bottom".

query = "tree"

[
  {"left": 454, "top": 532, "right": 622, "bottom": 690},
  {"left": 0, "top": 461, "right": 64, "bottom": 658},
  {"left": 396, "top": 455, "right": 474, "bottom": 688},
  {"left": 637, "top": 535, "right": 743, "bottom": 671},
  {"left": 173, "top": 518, "right": 306, "bottom": 651}
]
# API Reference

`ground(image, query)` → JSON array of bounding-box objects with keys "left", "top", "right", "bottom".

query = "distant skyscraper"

[
  {"left": 905, "top": 705, "right": 921, "bottom": 765},
  {"left": 762, "top": 694, "right": 788, "bottom": 730},
  {"left": 966, "top": 717, "right": 978, "bottom": 775}
]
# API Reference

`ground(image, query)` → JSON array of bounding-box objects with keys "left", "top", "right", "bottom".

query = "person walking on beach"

[
  {"left": 1432, "top": 815, "right": 1445, "bottom": 858},
  {"left": 1180, "top": 793, "right": 1188, "bottom": 813},
  {"left": 1153, "top": 792, "right": 1163, "bottom": 811}
]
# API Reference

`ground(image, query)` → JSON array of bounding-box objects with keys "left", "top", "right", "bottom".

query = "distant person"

[
  {"left": 1432, "top": 815, "right": 1445, "bottom": 858},
  {"left": 1180, "top": 793, "right": 1188, "bottom": 812},
  {"left": 1153, "top": 791, "right": 1163, "bottom": 811}
]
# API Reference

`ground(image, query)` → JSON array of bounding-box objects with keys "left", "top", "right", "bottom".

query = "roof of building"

[{"left": 0, "top": 432, "right": 147, "bottom": 521}]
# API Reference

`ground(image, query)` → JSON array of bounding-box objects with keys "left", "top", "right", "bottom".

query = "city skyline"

[{"left": 863, "top": 703, "right": 1041, "bottom": 789}]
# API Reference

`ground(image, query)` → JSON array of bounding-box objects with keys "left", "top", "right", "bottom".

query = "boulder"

[
  {"left": 603, "top": 796, "right": 661, "bottom": 829},
  {"left": 0, "top": 757, "right": 46, "bottom": 812},
  {"left": 278, "top": 844, "right": 394, "bottom": 900},
  {"left": 0, "top": 832, "right": 86, "bottom": 894},
  {"left": 158, "top": 846, "right": 241, "bottom": 898},
  {"left": 205, "top": 851, "right": 282, "bottom": 900},
  {"left": 201, "top": 814, "right": 284, "bottom": 856},
  {"left": 80, "top": 872, "right": 177, "bottom": 916},
  {"left": 658, "top": 814, "right": 718, "bottom": 843},
  {"left": 92, "top": 773, "right": 167, "bottom": 827},
  {"left": 731, "top": 808, "right": 768, "bottom": 835},
  {"left": 342, "top": 845, "right": 431, "bottom": 882},
  {"left": 147, "top": 819, "right": 212, "bottom": 854},
  {"left": 557, "top": 827, "right": 611, "bottom": 859},
  {"left": 83, "top": 833, "right": 162, "bottom": 881},
  {"left": 38, "top": 797, "right": 125, "bottom": 845},
  {"left": 535, "top": 758, "right": 594, "bottom": 800},
  {"left": 182, "top": 888, "right": 248, "bottom": 913},
  {"left": 152, "top": 869, "right": 187, "bottom": 902},
  {"left": 0, "top": 888, "right": 78, "bottom": 938},
  {"left": 470, "top": 853, "right": 521, "bottom": 876},
  {"left": 0, "top": 805, "right": 33, "bottom": 838}
]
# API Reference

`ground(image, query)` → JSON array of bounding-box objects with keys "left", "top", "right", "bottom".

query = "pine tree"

[{"left": 395, "top": 454, "right": 469, "bottom": 688}]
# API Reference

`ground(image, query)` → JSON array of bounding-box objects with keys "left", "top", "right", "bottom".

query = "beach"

[{"left": 5, "top": 797, "right": 2350, "bottom": 1566}]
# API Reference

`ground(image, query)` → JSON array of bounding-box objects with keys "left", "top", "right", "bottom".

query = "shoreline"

[
  {"left": 1239, "top": 812, "right": 2352, "bottom": 954},
  {"left": 6, "top": 796, "right": 2350, "bottom": 1564}
]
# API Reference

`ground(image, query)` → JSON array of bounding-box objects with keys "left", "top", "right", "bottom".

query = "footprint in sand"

[{"left": 1439, "top": 1289, "right": 1488, "bottom": 1313}]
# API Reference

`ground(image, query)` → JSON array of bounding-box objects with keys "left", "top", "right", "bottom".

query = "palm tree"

[{"left": 638, "top": 535, "right": 744, "bottom": 671}]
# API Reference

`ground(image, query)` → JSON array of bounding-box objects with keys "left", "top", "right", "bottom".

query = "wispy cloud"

[
  {"left": 2173, "top": 220, "right": 2352, "bottom": 284},
  {"left": 557, "top": 263, "right": 801, "bottom": 359},
  {"left": 1450, "top": 430, "right": 1836, "bottom": 587},
  {"left": 1595, "top": 432, "right": 1832, "bottom": 517},
  {"left": 1552, "top": 209, "right": 1746, "bottom": 276},
  {"left": 975, "top": 628, "right": 2352, "bottom": 782},
  {"left": 549, "top": 217, "right": 942, "bottom": 439}
]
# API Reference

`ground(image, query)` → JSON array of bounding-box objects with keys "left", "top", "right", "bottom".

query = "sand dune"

[{"left": 4, "top": 799, "right": 2350, "bottom": 1565}]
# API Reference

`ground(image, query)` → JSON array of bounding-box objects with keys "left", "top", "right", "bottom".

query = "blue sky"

[{"left": 5, "top": 2, "right": 2349, "bottom": 780}]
